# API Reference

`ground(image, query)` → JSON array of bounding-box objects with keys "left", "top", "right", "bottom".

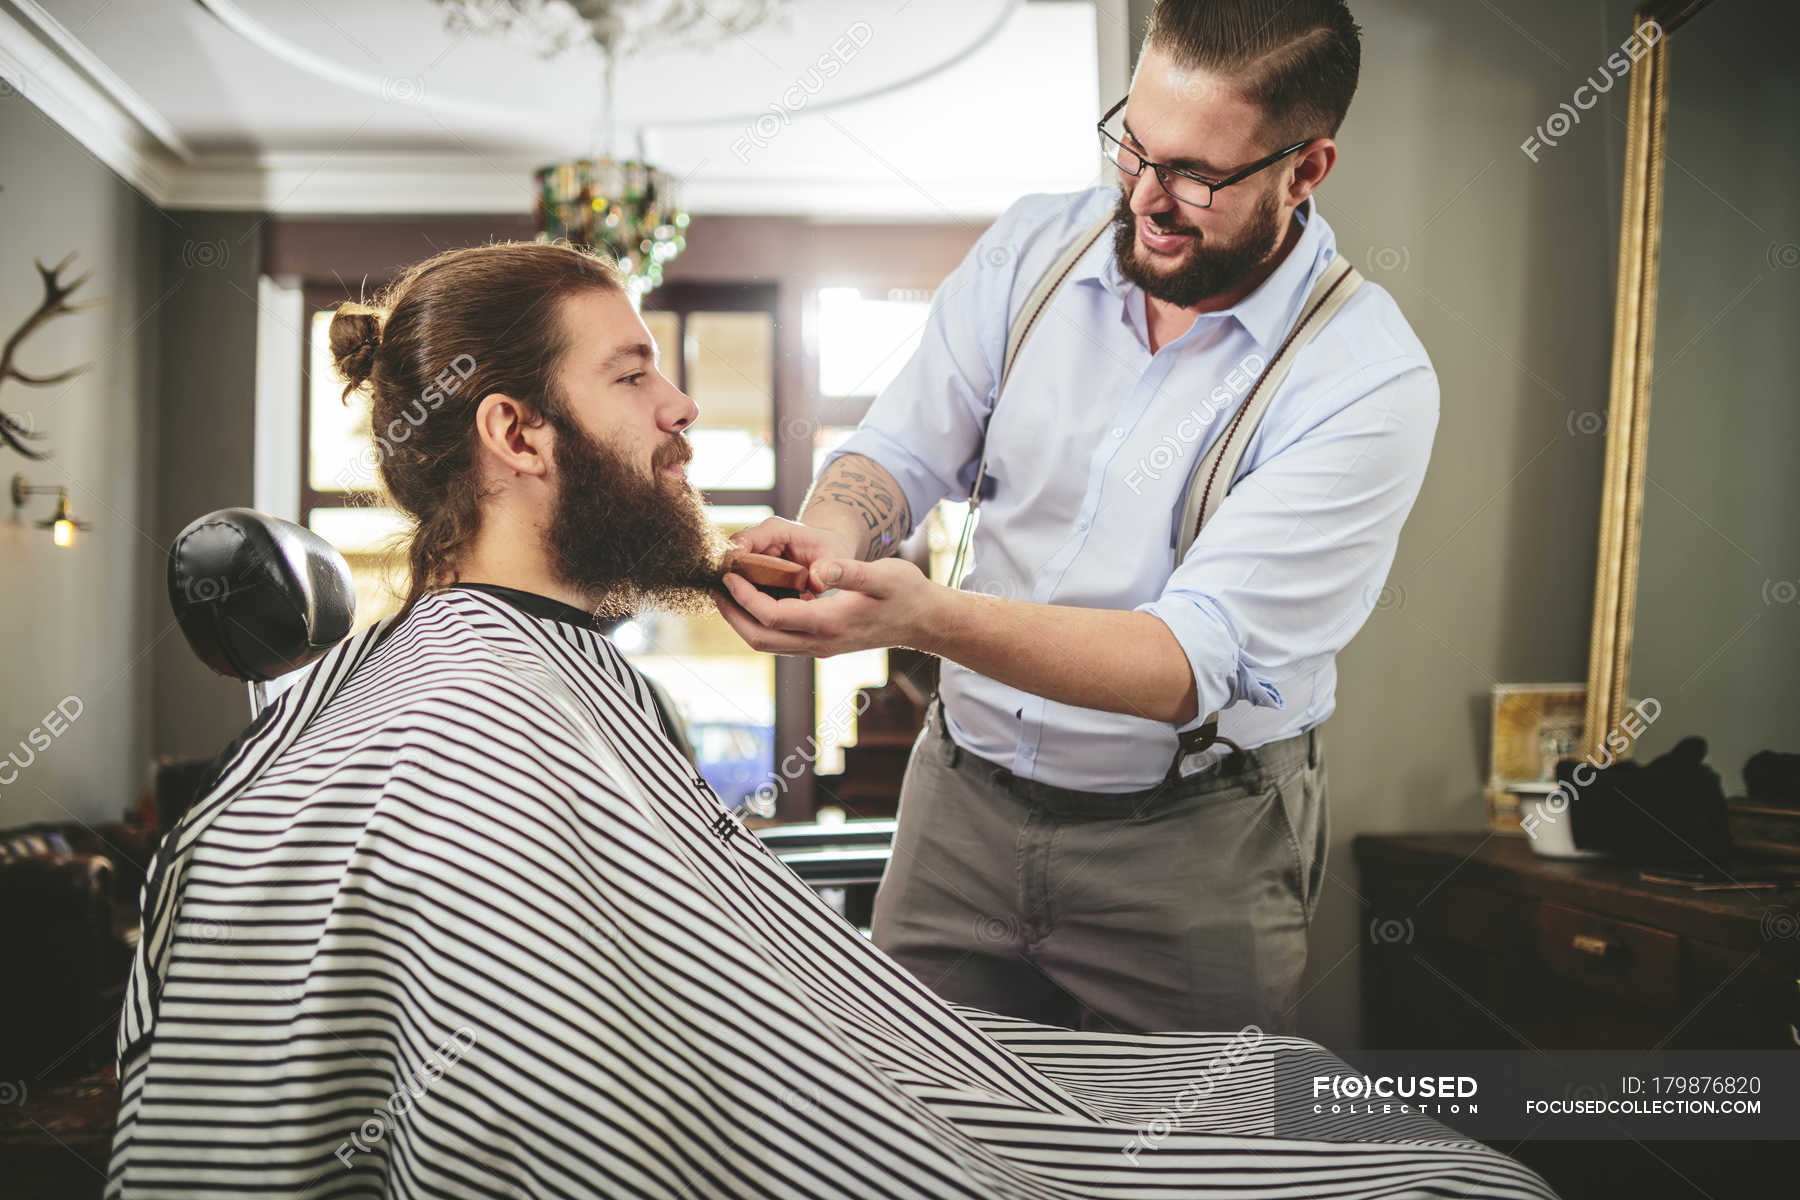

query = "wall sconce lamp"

[{"left": 10, "top": 474, "right": 92, "bottom": 548}]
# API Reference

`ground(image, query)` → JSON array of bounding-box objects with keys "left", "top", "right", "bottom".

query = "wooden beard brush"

[{"left": 729, "top": 551, "right": 810, "bottom": 599}]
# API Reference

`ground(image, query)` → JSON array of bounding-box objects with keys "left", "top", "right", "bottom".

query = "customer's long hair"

[{"left": 327, "top": 242, "right": 625, "bottom": 620}]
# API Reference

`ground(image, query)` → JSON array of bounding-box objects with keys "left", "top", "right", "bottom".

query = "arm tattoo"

[{"left": 803, "top": 454, "right": 913, "bottom": 560}]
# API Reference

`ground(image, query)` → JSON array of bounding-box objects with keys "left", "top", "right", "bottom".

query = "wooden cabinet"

[
  {"left": 1355, "top": 833, "right": 1800, "bottom": 1052},
  {"left": 1353, "top": 833, "right": 1800, "bottom": 1197}
]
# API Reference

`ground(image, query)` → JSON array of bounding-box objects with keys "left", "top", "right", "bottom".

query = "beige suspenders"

[
  {"left": 948, "top": 210, "right": 1365, "bottom": 775},
  {"left": 949, "top": 213, "right": 1116, "bottom": 587},
  {"left": 1166, "top": 251, "right": 1362, "bottom": 771}
]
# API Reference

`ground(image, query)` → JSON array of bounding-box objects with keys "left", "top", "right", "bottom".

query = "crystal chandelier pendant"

[{"left": 534, "top": 157, "right": 689, "bottom": 304}]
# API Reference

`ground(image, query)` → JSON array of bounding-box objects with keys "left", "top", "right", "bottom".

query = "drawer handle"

[{"left": 1571, "top": 933, "right": 1614, "bottom": 958}]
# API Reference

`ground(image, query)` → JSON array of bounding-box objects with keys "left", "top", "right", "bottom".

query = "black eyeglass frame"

[{"left": 1097, "top": 97, "right": 1312, "bottom": 209}]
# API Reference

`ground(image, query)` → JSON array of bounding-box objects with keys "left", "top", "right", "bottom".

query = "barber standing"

[{"left": 716, "top": 0, "right": 1434, "bottom": 1035}]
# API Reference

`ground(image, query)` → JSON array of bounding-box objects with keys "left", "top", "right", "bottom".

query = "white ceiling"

[{"left": 3, "top": 0, "right": 1116, "bottom": 217}]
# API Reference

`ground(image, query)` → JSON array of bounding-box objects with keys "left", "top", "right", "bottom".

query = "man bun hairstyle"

[
  {"left": 327, "top": 302, "right": 383, "bottom": 399},
  {"left": 326, "top": 241, "right": 626, "bottom": 618},
  {"left": 1144, "top": 0, "right": 1362, "bottom": 146}
]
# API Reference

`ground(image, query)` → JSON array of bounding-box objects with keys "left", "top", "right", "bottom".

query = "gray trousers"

[{"left": 871, "top": 698, "right": 1328, "bottom": 1034}]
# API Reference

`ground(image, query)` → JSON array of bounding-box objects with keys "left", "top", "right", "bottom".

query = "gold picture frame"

[{"left": 1580, "top": 1, "right": 1715, "bottom": 758}]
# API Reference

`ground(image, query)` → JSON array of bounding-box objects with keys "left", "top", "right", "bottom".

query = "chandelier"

[
  {"left": 433, "top": 1, "right": 793, "bottom": 301},
  {"left": 534, "top": 157, "right": 688, "bottom": 303}
]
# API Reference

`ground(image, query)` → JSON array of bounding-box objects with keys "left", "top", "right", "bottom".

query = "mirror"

[
  {"left": 1629, "top": 0, "right": 1799, "bottom": 781},
  {"left": 1584, "top": 0, "right": 1799, "bottom": 804}
]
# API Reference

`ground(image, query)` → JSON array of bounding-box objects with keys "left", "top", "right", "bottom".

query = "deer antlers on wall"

[{"left": 2, "top": 253, "right": 100, "bottom": 460}]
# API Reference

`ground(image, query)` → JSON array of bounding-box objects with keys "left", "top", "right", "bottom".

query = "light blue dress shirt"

[{"left": 824, "top": 186, "right": 1438, "bottom": 791}]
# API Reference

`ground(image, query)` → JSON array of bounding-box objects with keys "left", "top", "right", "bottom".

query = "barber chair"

[
  {"left": 755, "top": 819, "right": 894, "bottom": 928},
  {"left": 166, "top": 508, "right": 893, "bottom": 905},
  {"left": 168, "top": 507, "right": 356, "bottom": 719}
]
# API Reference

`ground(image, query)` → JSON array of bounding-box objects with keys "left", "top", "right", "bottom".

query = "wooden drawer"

[
  {"left": 1538, "top": 902, "right": 1679, "bottom": 1008},
  {"left": 1442, "top": 882, "right": 1534, "bottom": 950}
]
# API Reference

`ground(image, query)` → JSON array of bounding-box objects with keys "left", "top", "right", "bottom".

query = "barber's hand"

[
  {"left": 714, "top": 556, "right": 940, "bottom": 658},
  {"left": 726, "top": 516, "right": 857, "bottom": 569}
]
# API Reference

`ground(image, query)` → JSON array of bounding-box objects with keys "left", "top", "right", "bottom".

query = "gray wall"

[
  {"left": 1286, "top": 0, "right": 1625, "bottom": 1048},
  {"left": 0, "top": 88, "right": 162, "bottom": 829},
  {"left": 0, "top": 89, "right": 263, "bottom": 830},
  {"left": 148, "top": 209, "right": 263, "bottom": 763}
]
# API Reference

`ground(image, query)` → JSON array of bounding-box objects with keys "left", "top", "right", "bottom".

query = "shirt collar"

[{"left": 1083, "top": 194, "right": 1334, "bottom": 351}]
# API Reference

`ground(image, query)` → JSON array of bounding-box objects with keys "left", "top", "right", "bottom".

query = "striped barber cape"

[{"left": 109, "top": 586, "right": 1556, "bottom": 1199}]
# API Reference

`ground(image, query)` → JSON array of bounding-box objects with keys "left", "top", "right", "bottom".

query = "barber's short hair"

[{"left": 1144, "top": 0, "right": 1362, "bottom": 145}]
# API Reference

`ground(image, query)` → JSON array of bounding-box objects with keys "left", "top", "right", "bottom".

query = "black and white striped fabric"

[{"left": 109, "top": 587, "right": 1556, "bottom": 1199}]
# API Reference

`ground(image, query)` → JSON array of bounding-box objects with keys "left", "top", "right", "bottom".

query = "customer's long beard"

[
  {"left": 546, "top": 421, "right": 729, "bottom": 620},
  {"left": 1112, "top": 184, "right": 1283, "bottom": 309}
]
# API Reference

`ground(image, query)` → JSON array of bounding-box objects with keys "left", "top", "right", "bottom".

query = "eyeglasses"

[{"left": 1097, "top": 97, "right": 1311, "bottom": 209}]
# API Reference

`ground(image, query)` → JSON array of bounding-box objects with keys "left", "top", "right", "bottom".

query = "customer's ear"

[{"left": 472, "top": 392, "right": 552, "bottom": 479}]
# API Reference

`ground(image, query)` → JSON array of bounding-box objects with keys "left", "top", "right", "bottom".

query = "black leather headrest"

[{"left": 167, "top": 508, "right": 355, "bottom": 683}]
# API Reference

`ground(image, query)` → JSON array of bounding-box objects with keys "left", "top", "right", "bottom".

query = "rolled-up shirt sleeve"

[
  {"left": 819, "top": 210, "right": 1022, "bottom": 530},
  {"left": 1137, "top": 360, "right": 1440, "bottom": 731}
]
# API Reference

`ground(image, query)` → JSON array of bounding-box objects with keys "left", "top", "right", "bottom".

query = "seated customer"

[{"left": 109, "top": 243, "right": 1554, "bottom": 1199}]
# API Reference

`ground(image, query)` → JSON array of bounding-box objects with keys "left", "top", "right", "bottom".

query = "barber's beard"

[
  {"left": 546, "top": 420, "right": 729, "bottom": 620},
  {"left": 1111, "top": 184, "right": 1283, "bottom": 309}
]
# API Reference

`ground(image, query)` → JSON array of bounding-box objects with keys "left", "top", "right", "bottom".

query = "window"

[
  {"left": 817, "top": 287, "right": 932, "bottom": 401},
  {"left": 684, "top": 311, "right": 776, "bottom": 489},
  {"left": 301, "top": 300, "right": 408, "bottom": 630},
  {"left": 811, "top": 289, "right": 969, "bottom": 592}
]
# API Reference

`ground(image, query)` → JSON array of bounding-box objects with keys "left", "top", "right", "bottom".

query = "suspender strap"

[
  {"left": 1171, "top": 253, "right": 1363, "bottom": 560},
  {"left": 949, "top": 212, "right": 1114, "bottom": 588},
  {"left": 1169, "top": 252, "right": 1363, "bottom": 776}
]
